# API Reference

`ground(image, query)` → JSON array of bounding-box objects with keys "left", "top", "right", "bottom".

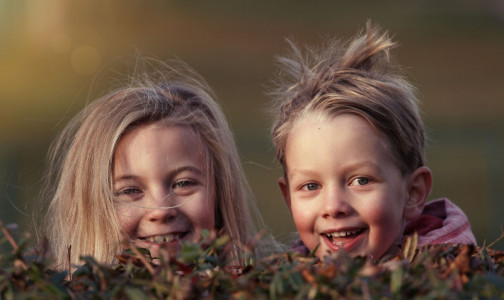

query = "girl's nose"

[
  {"left": 145, "top": 191, "right": 178, "bottom": 223},
  {"left": 321, "top": 187, "right": 353, "bottom": 218}
]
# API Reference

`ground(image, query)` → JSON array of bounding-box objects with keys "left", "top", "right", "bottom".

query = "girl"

[
  {"left": 269, "top": 23, "right": 476, "bottom": 260},
  {"left": 41, "top": 59, "right": 274, "bottom": 270}
]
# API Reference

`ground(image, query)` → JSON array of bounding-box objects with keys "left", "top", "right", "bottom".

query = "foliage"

[{"left": 1, "top": 221, "right": 503, "bottom": 299}]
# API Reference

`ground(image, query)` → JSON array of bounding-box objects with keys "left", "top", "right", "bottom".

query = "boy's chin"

[
  {"left": 325, "top": 246, "right": 400, "bottom": 263},
  {"left": 373, "top": 243, "right": 401, "bottom": 262},
  {"left": 315, "top": 240, "right": 400, "bottom": 262}
]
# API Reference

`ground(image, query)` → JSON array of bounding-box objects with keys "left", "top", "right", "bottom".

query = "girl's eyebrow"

[
  {"left": 113, "top": 175, "right": 139, "bottom": 182},
  {"left": 174, "top": 166, "right": 203, "bottom": 175},
  {"left": 113, "top": 166, "right": 203, "bottom": 182}
]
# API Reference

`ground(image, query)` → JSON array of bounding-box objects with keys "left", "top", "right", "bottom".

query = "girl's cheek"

[{"left": 115, "top": 206, "right": 142, "bottom": 235}]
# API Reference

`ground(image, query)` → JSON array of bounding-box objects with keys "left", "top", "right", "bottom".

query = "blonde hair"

[
  {"left": 270, "top": 22, "right": 425, "bottom": 175},
  {"left": 42, "top": 59, "right": 272, "bottom": 270}
]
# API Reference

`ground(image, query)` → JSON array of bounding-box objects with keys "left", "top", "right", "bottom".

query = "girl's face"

[
  {"left": 279, "top": 114, "right": 415, "bottom": 260},
  {"left": 113, "top": 123, "right": 215, "bottom": 257}
]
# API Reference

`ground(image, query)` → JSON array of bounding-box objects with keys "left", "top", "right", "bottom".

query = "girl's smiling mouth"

[{"left": 138, "top": 232, "right": 188, "bottom": 244}]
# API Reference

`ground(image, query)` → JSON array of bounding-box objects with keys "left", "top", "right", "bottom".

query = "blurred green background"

[{"left": 1, "top": 0, "right": 503, "bottom": 250}]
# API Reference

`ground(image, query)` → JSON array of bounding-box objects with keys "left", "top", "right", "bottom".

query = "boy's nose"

[{"left": 321, "top": 188, "right": 353, "bottom": 218}]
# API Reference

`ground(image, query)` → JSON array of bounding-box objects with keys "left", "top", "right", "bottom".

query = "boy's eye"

[
  {"left": 302, "top": 183, "right": 319, "bottom": 191},
  {"left": 350, "top": 177, "right": 370, "bottom": 186}
]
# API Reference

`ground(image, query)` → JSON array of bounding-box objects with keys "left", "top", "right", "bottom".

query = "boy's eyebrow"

[
  {"left": 343, "top": 161, "right": 382, "bottom": 172},
  {"left": 113, "top": 166, "right": 203, "bottom": 182},
  {"left": 287, "top": 161, "right": 383, "bottom": 179},
  {"left": 287, "top": 168, "right": 318, "bottom": 179}
]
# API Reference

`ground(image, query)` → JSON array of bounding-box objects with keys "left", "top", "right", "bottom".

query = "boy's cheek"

[
  {"left": 290, "top": 201, "right": 315, "bottom": 223},
  {"left": 292, "top": 214, "right": 316, "bottom": 246},
  {"left": 291, "top": 205, "right": 317, "bottom": 239}
]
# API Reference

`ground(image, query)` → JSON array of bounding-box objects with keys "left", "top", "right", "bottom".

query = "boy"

[{"left": 269, "top": 23, "right": 476, "bottom": 259}]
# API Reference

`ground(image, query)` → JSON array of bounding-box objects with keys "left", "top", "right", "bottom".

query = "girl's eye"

[
  {"left": 114, "top": 188, "right": 142, "bottom": 197},
  {"left": 302, "top": 183, "right": 319, "bottom": 191},
  {"left": 173, "top": 179, "right": 198, "bottom": 189},
  {"left": 350, "top": 177, "right": 370, "bottom": 186}
]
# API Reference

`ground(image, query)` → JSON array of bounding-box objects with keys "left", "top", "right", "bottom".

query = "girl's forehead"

[{"left": 116, "top": 122, "right": 209, "bottom": 160}]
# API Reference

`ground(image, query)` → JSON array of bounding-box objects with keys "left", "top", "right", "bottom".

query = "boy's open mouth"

[
  {"left": 324, "top": 228, "right": 365, "bottom": 244},
  {"left": 138, "top": 232, "right": 188, "bottom": 244}
]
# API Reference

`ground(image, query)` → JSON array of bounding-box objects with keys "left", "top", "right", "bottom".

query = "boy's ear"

[
  {"left": 404, "top": 166, "right": 432, "bottom": 220},
  {"left": 278, "top": 177, "right": 291, "bottom": 211}
]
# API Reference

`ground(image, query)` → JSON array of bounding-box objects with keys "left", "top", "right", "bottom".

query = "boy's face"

[
  {"left": 113, "top": 123, "right": 215, "bottom": 258},
  {"left": 279, "top": 114, "right": 419, "bottom": 259}
]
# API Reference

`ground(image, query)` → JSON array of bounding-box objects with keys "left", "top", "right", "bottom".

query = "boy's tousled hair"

[
  {"left": 270, "top": 22, "right": 425, "bottom": 175},
  {"left": 41, "top": 59, "right": 274, "bottom": 270}
]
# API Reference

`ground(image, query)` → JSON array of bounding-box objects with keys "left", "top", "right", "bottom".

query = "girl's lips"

[
  {"left": 138, "top": 231, "right": 189, "bottom": 244},
  {"left": 321, "top": 228, "right": 367, "bottom": 253},
  {"left": 133, "top": 233, "right": 187, "bottom": 259}
]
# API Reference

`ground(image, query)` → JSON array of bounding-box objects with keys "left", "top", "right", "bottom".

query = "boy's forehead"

[
  {"left": 291, "top": 112, "right": 376, "bottom": 136},
  {"left": 284, "top": 113, "right": 402, "bottom": 174}
]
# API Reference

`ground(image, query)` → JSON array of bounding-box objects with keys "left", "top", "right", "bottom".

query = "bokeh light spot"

[{"left": 70, "top": 45, "right": 101, "bottom": 76}]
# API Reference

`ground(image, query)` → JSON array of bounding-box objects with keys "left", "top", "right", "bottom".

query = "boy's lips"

[{"left": 321, "top": 227, "right": 367, "bottom": 253}]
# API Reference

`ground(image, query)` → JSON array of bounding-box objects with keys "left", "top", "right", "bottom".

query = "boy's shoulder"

[{"left": 404, "top": 198, "right": 477, "bottom": 246}]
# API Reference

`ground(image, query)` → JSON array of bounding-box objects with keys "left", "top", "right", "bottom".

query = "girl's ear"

[
  {"left": 404, "top": 166, "right": 432, "bottom": 220},
  {"left": 278, "top": 177, "right": 291, "bottom": 211}
]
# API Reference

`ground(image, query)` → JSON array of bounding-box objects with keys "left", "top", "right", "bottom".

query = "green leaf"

[
  {"left": 124, "top": 286, "right": 150, "bottom": 300},
  {"left": 390, "top": 267, "right": 403, "bottom": 295},
  {"left": 309, "top": 244, "right": 320, "bottom": 258}
]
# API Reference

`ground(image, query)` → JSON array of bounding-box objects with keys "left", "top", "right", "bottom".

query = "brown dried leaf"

[
  {"left": 359, "top": 261, "right": 380, "bottom": 277},
  {"left": 302, "top": 269, "right": 315, "bottom": 283},
  {"left": 402, "top": 232, "right": 418, "bottom": 262},
  {"left": 316, "top": 264, "right": 335, "bottom": 278}
]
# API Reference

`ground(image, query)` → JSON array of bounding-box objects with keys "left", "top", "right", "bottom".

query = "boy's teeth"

[{"left": 327, "top": 229, "right": 361, "bottom": 238}]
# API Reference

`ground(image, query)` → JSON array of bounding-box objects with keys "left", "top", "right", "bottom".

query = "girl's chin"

[{"left": 133, "top": 239, "right": 182, "bottom": 258}]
